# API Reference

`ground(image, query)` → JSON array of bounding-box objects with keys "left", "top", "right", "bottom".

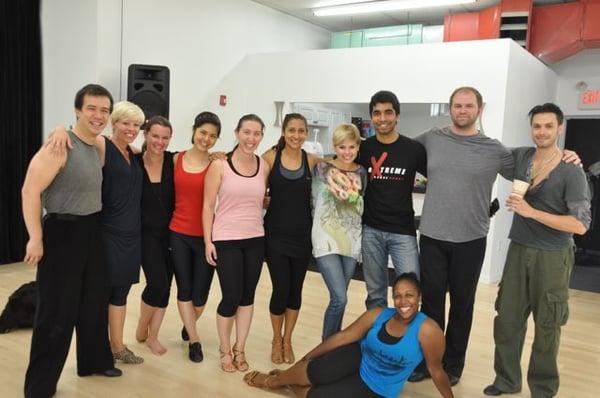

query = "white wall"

[
  {"left": 41, "top": 0, "right": 100, "bottom": 136},
  {"left": 485, "top": 43, "right": 558, "bottom": 283},
  {"left": 119, "top": 0, "right": 330, "bottom": 151},
  {"left": 552, "top": 49, "right": 600, "bottom": 118},
  {"left": 398, "top": 104, "right": 451, "bottom": 138},
  {"left": 41, "top": 0, "right": 330, "bottom": 143}
]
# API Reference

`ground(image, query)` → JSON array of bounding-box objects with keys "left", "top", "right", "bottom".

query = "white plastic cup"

[{"left": 511, "top": 179, "right": 530, "bottom": 198}]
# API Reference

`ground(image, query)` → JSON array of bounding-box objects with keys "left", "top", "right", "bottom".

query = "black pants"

[
  {"left": 24, "top": 214, "right": 113, "bottom": 398},
  {"left": 419, "top": 234, "right": 487, "bottom": 377},
  {"left": 171, "top": 231, "right": 214, "bottom": 307},
  {"left": 141, "top": 227, "right": 172, "bottom": 308},
  {"left": 306, "top": 343, "right": 380, "bottom": 398},
  {"left": 109, "top": 285, "right": 132, "bottom": 306},
  {"left": 215, "top": 237, "right": 264, "bottom": 317},
  {"left": 266, "top": 246, "right": 309, "bottom": 315}
]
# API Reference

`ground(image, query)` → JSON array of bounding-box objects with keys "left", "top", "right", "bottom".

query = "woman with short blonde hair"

[{"left": 311, "top": 123, "right": 367, "bottom": 341}]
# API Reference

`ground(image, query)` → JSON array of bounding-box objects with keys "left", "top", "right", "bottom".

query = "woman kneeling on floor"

[{"left": 244, "top": 272, "right": 454, "bottom": 398}]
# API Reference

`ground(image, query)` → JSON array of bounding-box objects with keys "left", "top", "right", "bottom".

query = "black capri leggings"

[
  {"left": 140, "top": 228, "right": 173, "bottom": 308},
  {"left": 215, "top": 237, "right": 265, "bottom": 317},
  {"left": 109, "top": 285, "right": 132, "bottom": 306},
  {"left": 266, "top": 246, "right": 309, "bottom": 315},
  {"left": 170, "top": 231, "right": 215, "bottom": 307},
  {"left": 306, "top": 343, "right": 380, "bottom": 398}
]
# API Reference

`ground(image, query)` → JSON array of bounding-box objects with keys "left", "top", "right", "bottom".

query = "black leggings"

[
  {"left": 215, "top": 237, "right": 264, "bottom": 317},
  {"left": 170, "top": 231, "right": 215, "bottom": 307},
  {"left": 306, "top": 343, "right": 380, "bottom": 398},
  {"left": 266, "top": 246, "right": 309, "bottom": 315},
  {"left": 141, "top": 228, "right": 173, "bottom": 308},
  {"left": 109, "top": 285, "right": 132, "bottom": 306}
]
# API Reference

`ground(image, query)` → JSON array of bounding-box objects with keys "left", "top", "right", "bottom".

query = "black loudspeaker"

[{"left": 127, "top": 64, "right": 170, "bottom": 120}]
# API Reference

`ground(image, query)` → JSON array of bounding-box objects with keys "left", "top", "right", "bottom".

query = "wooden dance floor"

[{"left": 0, "top": 262, "right": 598, "bottom": 397}]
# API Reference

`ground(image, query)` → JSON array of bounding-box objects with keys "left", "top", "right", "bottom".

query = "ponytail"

[{"left": 273, "top": 136, "right": 286, "bottom": 152}]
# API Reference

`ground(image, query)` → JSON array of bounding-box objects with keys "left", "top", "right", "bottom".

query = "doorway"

[{"left": 564, "top": 118, "right": 600, "bottom": 292}]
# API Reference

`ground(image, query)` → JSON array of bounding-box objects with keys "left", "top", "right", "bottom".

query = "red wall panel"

[
  {"left": 500, "top": 0, "right": 532, "bottom": 13},
  {"left": 444, "top": 12, "right": 479, "bottom": 42},
  {"left": 582, "top": 2, "right": 600, "bottom": 46},
  {"left": 478, "top": 5, "right": 501, "bottom": 39},
  {"left": 530, "top": 3, "right": 583, "bottom": 63}
]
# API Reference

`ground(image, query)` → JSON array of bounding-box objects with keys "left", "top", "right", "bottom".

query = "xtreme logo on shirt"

[{"left": 368, "top": 152, "right": 407, "bottom": 181}]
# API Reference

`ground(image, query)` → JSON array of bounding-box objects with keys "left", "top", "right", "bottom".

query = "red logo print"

[{"left": 370, "top": 152, "right": 388, "bottom": 177}]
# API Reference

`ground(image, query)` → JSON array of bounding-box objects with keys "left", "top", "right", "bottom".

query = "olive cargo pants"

[{"left": 492, "top": 241, "right": 573, "bottom": 398}]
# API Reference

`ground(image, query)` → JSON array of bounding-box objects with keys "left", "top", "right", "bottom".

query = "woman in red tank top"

[{"left": 169, "top": 112, "right": 221, "bottom": 363}]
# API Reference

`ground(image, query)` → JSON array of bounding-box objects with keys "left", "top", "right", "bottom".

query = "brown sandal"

[
  {"left": 283, "top": 342, "right": 295, "bottom": 364},
  {"left": 232, "top": 344, "right": 249, "bottom": 372},
  {"left": 271, "top": 338, "right": 283, "bottom": 364},
  {"left": 244, "top": 370, "right": 275, "bottom": 388},
  {"left": 219, "top": 347, "right": 236, "bottom": 373}
]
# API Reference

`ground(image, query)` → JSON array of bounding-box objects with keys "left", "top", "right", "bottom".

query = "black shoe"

[
  {"left": 96, "top": 367, "right": 123, "bottom": 377},
  {"left": 483, "top": 385, "right": 504, "bottom": 396},
  {"left": 181, "top": 326, "right": 189, "bottom": 341},
  {"left": 189, "top": 342, "right": 203, "bottom": 363},
  {"left": 408, "top": 369, "right": 431, "bottom": 383},
  {"left": 448, "top": 373, "right": 460, "bottom": 386}
]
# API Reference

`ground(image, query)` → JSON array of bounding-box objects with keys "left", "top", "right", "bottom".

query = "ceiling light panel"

[{"left": 313, "top": 0, "right": 478, "bottom": 16}]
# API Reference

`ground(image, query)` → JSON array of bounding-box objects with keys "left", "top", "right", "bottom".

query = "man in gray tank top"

[
  {"left": 484, "top": 104, "right": 590, "bottom": 398},
  {"left": 22, "top": 84, "right": 121, "bottom": 397}
]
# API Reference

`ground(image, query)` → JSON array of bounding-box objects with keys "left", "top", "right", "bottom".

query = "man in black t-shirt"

[{"left": 359, "top": 91, "right": 427, "bottom": 309}]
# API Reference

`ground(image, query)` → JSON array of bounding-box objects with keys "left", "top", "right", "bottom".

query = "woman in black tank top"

[
  {"left": 262, "top": 113, "right": 320, "bottom": 364},
  {"left": 134, "top": 117, "right": 175, "bottom": 357}
]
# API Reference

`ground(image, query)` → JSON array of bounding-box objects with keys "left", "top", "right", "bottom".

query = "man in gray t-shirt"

[
  {"left": 409, "top": 87, "right": 514, "bottom": 386},
  {"left": 484, "top": 104, "right": 590, "bottom": 398}
]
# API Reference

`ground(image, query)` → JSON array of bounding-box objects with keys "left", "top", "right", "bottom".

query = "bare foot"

[
  {"left": 136, "top": 323, "right": 149, "bottom": 342},
  {"left": 146, "top": 338, "right": 167, "bottom": 355},
  {"left": 290, "top": 384, "right": 310, "bottom": 398}
]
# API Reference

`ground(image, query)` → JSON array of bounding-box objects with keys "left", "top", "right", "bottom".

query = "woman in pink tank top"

[{"left": 203, "top": 114, "right": 270, "bottom": 373}]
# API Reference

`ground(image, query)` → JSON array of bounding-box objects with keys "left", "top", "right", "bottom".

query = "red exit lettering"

[{"left": 582, "top": 90, "right": 600, "bottom": 104}]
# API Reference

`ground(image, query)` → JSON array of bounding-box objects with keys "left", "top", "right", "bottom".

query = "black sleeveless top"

[
  {"left": 136, "top": 151, "right": 175, "bottom": 233},
  {"left": 101, "top": 137, "right": 143, "bottom": 234},
  {"left": 264, "top": 149, "right": 312, "bottom": 258},
  {"left": 101, "top": 137, "right": 143, "bottom": 285}
]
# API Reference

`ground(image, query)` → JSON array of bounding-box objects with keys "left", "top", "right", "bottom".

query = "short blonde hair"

[
  {"left": 110, "top": 101, "right": 145, "bottom": 126},
  {"left": 332, "top": 123, "right": 361, "bottom": 147}
]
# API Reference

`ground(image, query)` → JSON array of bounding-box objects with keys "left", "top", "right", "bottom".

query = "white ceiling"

[{"left": 252, "top": 0, "right": 571, "bottom": 31}]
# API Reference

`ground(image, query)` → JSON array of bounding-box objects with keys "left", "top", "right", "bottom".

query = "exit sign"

[{"left": 579, "top": 88, "right": 600, "bottom": 110}]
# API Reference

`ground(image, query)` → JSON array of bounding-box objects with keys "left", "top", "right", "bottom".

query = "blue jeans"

[
  {"left": 315, "top": 254, "right": 357, "bottom": 341},
  {"left": 361, "top": 224, "right": 419, "bottom": 309}
]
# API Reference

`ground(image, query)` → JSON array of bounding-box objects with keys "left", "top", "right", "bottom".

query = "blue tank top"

[{"left": 359, "top": 309, "right": 427, "bottom": 398}]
